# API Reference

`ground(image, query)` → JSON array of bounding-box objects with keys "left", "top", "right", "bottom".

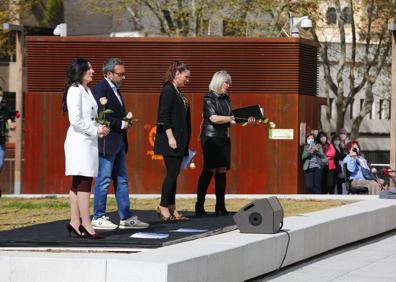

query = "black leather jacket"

[{"left": 200, "top": 91, "right": 232, "bottom": 139}]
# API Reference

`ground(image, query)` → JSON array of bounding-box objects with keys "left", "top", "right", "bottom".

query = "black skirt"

[{"left": 201, "top": 136, "right": 231, "bottom": 170}]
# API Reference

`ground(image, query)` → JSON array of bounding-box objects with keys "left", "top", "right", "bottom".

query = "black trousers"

[
  {"left": 160, "top": 156, "right": 182, "bottom": 207},
  {"left": 321, "top": 167, "right": 336, "bottom": 194},
  {"left": 305, "top": 167, "right": 322, "bottom": 194}
]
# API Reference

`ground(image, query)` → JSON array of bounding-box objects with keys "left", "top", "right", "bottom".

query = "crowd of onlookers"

[{"left": 302, "top": 128, "right": 386, "bottom": 195}]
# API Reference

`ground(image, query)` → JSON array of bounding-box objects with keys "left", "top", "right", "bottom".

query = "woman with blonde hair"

[{"left": 195, "top": 70, "right": 254, "bottom": 216}]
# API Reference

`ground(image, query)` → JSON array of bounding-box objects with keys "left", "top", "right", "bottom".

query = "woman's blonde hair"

[{"left": 209, "top": 70, "right": 232, "bottom": 93}]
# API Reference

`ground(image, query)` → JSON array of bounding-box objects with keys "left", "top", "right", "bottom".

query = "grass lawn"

[{"left": 0, "top": 197, "right": 354, "bottom": 231}]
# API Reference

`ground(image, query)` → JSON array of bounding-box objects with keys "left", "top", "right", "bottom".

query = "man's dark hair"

[{"left": 103, "top": 58, "right": 124, "bottom": 75}]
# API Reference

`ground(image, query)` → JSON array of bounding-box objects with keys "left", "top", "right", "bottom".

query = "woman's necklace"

[{"left": 173, "top": 83, "right": 189, "bottom": 110}]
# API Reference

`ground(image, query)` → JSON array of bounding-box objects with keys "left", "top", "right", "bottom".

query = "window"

[
  {"left": 349, "top": 101, "right": 354, "bottom": 119},
  {"left": 342, "top": 7, "right": 353, "bottom": 24},
  {"left": 328, "top": 98, "right": 334, "bottom": 116},
  {"left": 202, "top": 19, "right": 209, "bottom": 36},
  {"left": 360, "top": 99, "right": 372, "bottom": 119},
  {"left": 379, "top": 99, "right": 390, "bottom": 120},
  {"left": 366, "top": 5, "right": 378, "bottom": 17},
  {"left": 326, "top": 7, "right": 337, "bottom": 25}
]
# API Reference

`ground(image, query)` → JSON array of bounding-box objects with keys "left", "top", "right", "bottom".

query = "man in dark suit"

[{"left": 91, "top": 58, "right": 149, "bottom": 230}]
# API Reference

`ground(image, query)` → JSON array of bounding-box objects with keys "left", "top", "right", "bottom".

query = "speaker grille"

[{"left": 249, "top": 212, "right": 262, "bottom": 226}]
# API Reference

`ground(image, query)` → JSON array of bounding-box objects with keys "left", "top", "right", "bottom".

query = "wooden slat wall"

[
  {"left": 25, "top": 37, "right": 318, "bottom": 96},
  {"left": 23, "top": 37, "right": 321, "bottom": 194}
]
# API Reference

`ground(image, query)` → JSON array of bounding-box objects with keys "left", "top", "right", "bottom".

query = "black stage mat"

[{"left": 0, "top": 210, "right": 237, "bottom": 249}]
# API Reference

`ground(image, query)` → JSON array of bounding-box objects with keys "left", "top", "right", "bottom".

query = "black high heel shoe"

[
  {"left": 67, "top": 224, "right": 81, "bottom": 238},
  {"left": 215, "top": 205, "right": 229, "bottom": 216},
  {"left": 78, "top": 225, "right": 104, "bottom": 239},
  {"left": 195, "top": 203, "right": 207, "bottom": 216}
]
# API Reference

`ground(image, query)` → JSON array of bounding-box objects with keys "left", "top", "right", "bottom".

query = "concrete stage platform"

[{"left": 1, "top": 195, "right": 396, "bottom": 282}]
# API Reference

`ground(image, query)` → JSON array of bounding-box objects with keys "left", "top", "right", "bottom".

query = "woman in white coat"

[{"left": 63, "top": 59, "right": 110, "bottom": 239}]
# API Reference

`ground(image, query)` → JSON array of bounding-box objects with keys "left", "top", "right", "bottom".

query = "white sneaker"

[
  {"left": 119, "top": 216, "right": 150, "bottom": 229},
  {"left": 92, "top": 216, "right": 118, "bottom": 230}
]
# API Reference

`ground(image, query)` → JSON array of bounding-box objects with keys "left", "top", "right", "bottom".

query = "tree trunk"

[
  {"left": 350, "top": 79, "right": 374, "bottom": 140},
  {"left": 335, "top": 99, "right": 346, "bottom": 133}
]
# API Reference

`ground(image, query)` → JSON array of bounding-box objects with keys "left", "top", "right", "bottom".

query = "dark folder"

[{"left": 232, "top": 105, "right": 264, "bottom": 123}]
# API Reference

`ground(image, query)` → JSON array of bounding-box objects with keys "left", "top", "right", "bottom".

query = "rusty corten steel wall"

[
  {"left": 25, "top": 37, "right": 318, "bottom": 95},
  {"left": 24, "top": 37, "right": 321, "bottom": 194}
]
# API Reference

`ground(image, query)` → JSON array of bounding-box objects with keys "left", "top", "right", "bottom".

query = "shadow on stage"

[{"left": 0, "top": 210, "right": 237, "bottom": 249}]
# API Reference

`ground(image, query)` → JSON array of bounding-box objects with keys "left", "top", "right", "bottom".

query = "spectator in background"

[
  {"left": 0, "top": 87, "right": 17, "bottom": 198},
  {"left": 302, "top": 133, "right": 328, "bottom": 194},
  {"left": 332, "top": 134, "right": 346, "bottom": 194},
  {"left": 317, "top": 131, "right": 336, "bottom": 194},
  {"left": 339, "top": 128, "right": 350, "bottom": 147},
  {"left": 343, "top": 140, "right": 383, "bottom": 195}
]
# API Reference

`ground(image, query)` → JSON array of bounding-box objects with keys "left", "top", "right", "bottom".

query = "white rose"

[
  {"left": 189, "top": 162, "right": 196, "bottom": 170},
  {"left": 99, "top": 97, "right": 108, "bottom": 105},
  {"left": 269, "top": 122, "right": 276, "bottom": 128},
  {"left": 126, "top": 112, "right": 133, "bottom": 119}
]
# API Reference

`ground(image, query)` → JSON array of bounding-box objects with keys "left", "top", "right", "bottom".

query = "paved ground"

[{"left": 253, "top": 230, "right": 396, "bottom": 282}]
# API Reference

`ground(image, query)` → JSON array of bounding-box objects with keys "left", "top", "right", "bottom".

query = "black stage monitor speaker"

[{"left": 233, "top": 197, "right": 284, "bottom": 234}]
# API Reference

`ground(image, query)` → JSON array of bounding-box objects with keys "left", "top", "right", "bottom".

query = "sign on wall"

[{"left": 269, "top": 129, "right": 294, "bottom": 140}]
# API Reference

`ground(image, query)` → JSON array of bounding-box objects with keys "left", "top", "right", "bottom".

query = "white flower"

[
  {"left": 269, "top": 122, "right": 276, "bottom": 128},
  {"left": 189, "top": 162, "right": 196, "bottom": 170},
  {"left": 126, "top": 112, "right": 133, "bottom": 119},
  {"left": 99, "top": 97, "right": 108, "bottom": 105}
]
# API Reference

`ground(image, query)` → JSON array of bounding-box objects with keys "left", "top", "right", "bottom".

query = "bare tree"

[
  {"left": 82, "top": 0, "right": 395, "bottom": 139},
  {"left": 0, "top": 0, "right": 42, "bottom": 57},
  {"left": 311, "top": 0, "right": 395, "bottom": 139},
  {"left": 83, "top": 0, "right": 294, "bottom": 37},
  {"left": 84, "top": 0, "right": 215, "bottom": 36}
]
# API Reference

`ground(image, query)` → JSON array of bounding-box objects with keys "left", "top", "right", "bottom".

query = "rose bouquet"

[
  {"left": 4, "top": 110, "right": 20, "bottom": 134},
  {"left": 123, "top": 111, "right": 138, "bottom": 127}
]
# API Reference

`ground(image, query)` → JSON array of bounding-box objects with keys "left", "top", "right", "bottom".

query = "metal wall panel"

[
  {"left": 25, "top": 37, "right": 318, "bottom": 96},
  {"left": 23, "top": 37, "right": 321, "bottom": 194}
]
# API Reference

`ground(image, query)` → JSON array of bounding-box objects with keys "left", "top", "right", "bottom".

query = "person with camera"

[
  {"left": 0, "top": 87, "right": 17, "bottom": 198},
  {"left": 343, "top": 140, "right": 382, "bottom": 195},
  {"left": 302, "top": 133, "right": 328, "bottom": 194}
]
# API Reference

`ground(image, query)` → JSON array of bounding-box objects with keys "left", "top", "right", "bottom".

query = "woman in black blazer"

[{"left": 154, "top": 61, "right": 191, "bottom": 221}]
